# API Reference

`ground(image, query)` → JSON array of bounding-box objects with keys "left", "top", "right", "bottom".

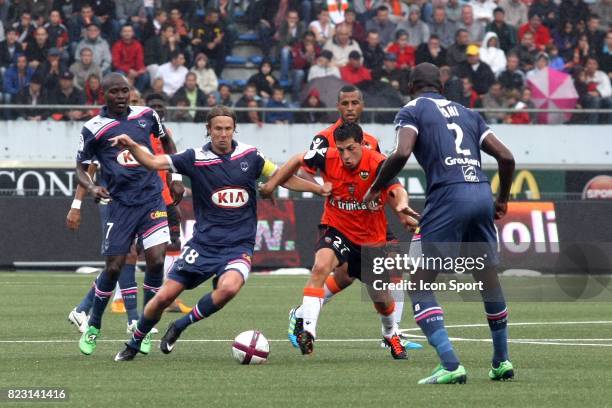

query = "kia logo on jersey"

[
  {"left": 116, "top": 149, "right": 140, "bottom": 167},
  {"left": 212, "top": 187, "right": 249, "bottom": 208}
]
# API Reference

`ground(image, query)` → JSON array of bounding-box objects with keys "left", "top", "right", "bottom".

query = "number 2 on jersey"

[{"left": 447, "top": 123, "right": 471, "bottom": 156}]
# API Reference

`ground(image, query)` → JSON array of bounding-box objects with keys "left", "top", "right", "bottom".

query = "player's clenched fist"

[
  {"left": 66, "top": 208, "right": 81, "bottom": 230},
  {"left": 109, "top": 134, "right": 137, "bottom": 148}
]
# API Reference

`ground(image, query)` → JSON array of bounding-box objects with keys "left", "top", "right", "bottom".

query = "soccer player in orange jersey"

[{"left": 260, "top": 122, "right": 419, "bottom": 358}]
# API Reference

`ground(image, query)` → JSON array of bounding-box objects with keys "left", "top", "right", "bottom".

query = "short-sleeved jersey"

[
  {"left": 150, "top": 125, "right": 173, "bottom": 206},
  {"left": 76, "top": 105, "right": 165, "bottom": 206},
  {"left": 302, "top": 147, "right": 401, "bottom": 246},
  {"left": 302, "top": 119, "right": 381, "bottom": 175},
  {"left": 394, "top": 92, "right": 490, "bottom": 196},
  {"left": 167, "top": 140, "right": 277, "bottom": 248}
]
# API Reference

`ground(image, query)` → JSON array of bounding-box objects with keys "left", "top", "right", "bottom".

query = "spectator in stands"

[
  {"left": 340, "top": 50, "right": 372, "bottom": 85},
  {"left": 480, "top": 32, "right": 507, "bottom": 75},
  {"left": 353, "top": 0, "right": 385, "bottom": 25},
  {"left": 530, "top": 0, "right": 558, "bottom": 29},
  {"left": 546, "top": 44, "right": 565, "bottom": 71},
  {"left": 591, "top": 1, "right": 611, "bottom": 29},
  {"left": 504, "top": 90, "right": 531, "bottom": 123},
  {"left": 324, "top": 22, "right": 362, "bottom": 67},
  {"left": 0, "top": 29, "right": 24, "bottom": 72},
  {"left": 498, "top": 0, "right": 528, "bottom": 28},
  {"left": 44, "top": 10, "right": 69, "bottom": 54},
  {"left": 458, "top": 4, "right": 484, "bottom": 44},
  {"left": 247, "top": 58, "right": 278, "bottom": 100},
  {"left": 512, "top": 31, "right": 538, "bottom": 71},
  {"left": 252, "top": 0, "right": 298, "bottom": 56},
  {"left": 383, "top": 0, "right": 409, "bottom": 25},
  {"left": 372, "top": 52, "right": 408, "bottom": 94},
  {"left": 428, "top": 7, "right": 457, "bottom": 48},
  {"left": 112, "top": 25, "right": 148, "bottom": 91},
  {"left": 446, "top": 28, "right": 470, "bottom": 68},
  {"left": 48, "top": 71, "right": 86, "bottom": 121},
  {"left": 191, "top": 8, "right": 226, "bottom": 76},
  {"left": 276, "top": 9, "right": 307, "bottom": 82},
  {"left": 168, "top": 8, "right": 189, "bottom": 43},
  {"left": 519, "top": 12, "right": 552, "bottom": 51},
  {"left": 116, "top": 0, "right": 143, "bottom": 25},
  {"left": 498, "top": 52, "right": 525, "bottom": 92},
  {"left": 190, "top": 53, "right": 218, "bottom": 95},
  {"left": 25, "top": 27, "right": 50, "bottom": 70},
  {"left": 290, "top": 31, "right": 320, "bottom": 99},
  {"left": 265, "top": 86, "right": 293, "bottom": 124},
  {"left": 3, "top": 54, "right": 33, "bottom": 109},
  {"left": 362, "top": 30, "right": 385, "bottom": 70},
  {"left": 309, "top": 8, "right": 334, "bottom": 46},
  {"left": 142, "top": 10, "right": 167, "bottom": 43},
  {"left": 218, "top": 83, "right": 233, "bottom": 106},
  {"left": 416, "top": 34, "right": 447, "bottom": 66},
  {"left": 519, "top": 87, "right": 536, "bottom": 123},
  {"left": 485, "top": 8, "right": 517, "bottom": 54},
  {"left": 440, "top": 64, "right": 462, "bottom": 102},
  {"left": 169, "top": 96, "right": 193, "bottom": 122},
  {"left": 75, "top": 24, "right": 112, "bottom": 74},
  {"left": 527, "top": 52, "right": 551, "bottom": 80},
  {"left": 454, "top": 44, "right": 495, "bottom": 95},
  {"left": 13, "top": 12, "right": 35, "bottom": 44},
  {"left": 586, "top": 14, "right": 605, "bottom": 57},
  {"left": 444, "top": 0, "right": 461, "bottom": 23},
  {"left": 569, "top": 33, "right": 592, "bottom": 70},
  {"left": 234, "top": 84, "right": 261, "bottom": 122},
  {"left": 385, "top": 30, "right": 415, "bottom": 69},
  {"left": 366, "top": 6, "right": 397, "bottom": 46},
  {"left": 344, "top": 9, "right": 366, "bottom": 44},
  {"left": 153, "top": 50, "right": 187, "bottom": 98},
  {"left": 308, "top": 49, "right": 340, "bottom": 81},
  {"left": 583, "top": 56, "right": 612, "bottom": 123},
  {"left": 216, "top": 0, "right": 239, "bottom": 55},
  {"left": 457, "top": 76, "right": 482, "bottom": 109},
  {"left": 601, "top": 31, "right": 612, "bottom": 78},
  {"left": 70, "top": 47, "right": 101, "bottom": 90},
  {"left": 95, "top": 1, "right": 121, "bottom": 44},
  {"left": 559, "top": 0, "right": 590, "bottom": 27},
  {"left": 144, "top": 77, "right": 169, "bottom": 101},
  {"left": 553, "top": 20, "right": 577, "bottom": 62},
  {"left": 36, "top": 47, "right": 66, "bottom": 93},
  {"left": 68, "top": 5, "right": 99, "bottom": 43},
  {"left": 84, "top": 73, "right": 104, "bottom": 105},
  {"left": 472, "top": 0, "right": 497, "bottom": 24},
  {"left": 14, "top": 0, "right": 53, "bottom": 19},
  {"left": 15, "top": 75, "right": 47, "bottom": 121},
  {"left": 482, "top": 81, "right": 507, "bottom": 123},
  {"left": 396, "top": 5, "right": 430, "bottom": 47},
  {"left": 172, "top": 72, "right": 206, "bottom": 122},
  {"left": 145, "top": 24, "right": 181, "bottom": 81},
  {"left": 295, "top": 88, "right": 326, "bottom": 123}
]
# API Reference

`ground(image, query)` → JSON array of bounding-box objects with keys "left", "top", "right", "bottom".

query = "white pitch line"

[{"left": 0, "top": 339, "right": 382, "bottom": 344}]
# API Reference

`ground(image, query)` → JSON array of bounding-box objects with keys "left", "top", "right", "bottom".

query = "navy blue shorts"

[
  {"left": 101, "top": 195, "right": 170, "bottom": 256},
  {"left": 410, "top": 183, "right": 499, "bottom": 269},
  {"left": 167, "top": 240, "right": 253, "bottom": 290}
]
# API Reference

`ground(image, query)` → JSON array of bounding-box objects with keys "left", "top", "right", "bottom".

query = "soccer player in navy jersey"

[
  {"left": 365, "top": 63, "right": 516, "bottom": 384},
  {"left": 75, "top": 73, "right": 184, "bottom": 356},
  {"left": 110, "top": 106, "right": 329, "bottom": 361}
]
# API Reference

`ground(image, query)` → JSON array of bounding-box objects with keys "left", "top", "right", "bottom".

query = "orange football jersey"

[
  {"left": 302, "top": 147, "right": 401, "bottom": 245},
  {"left": 150, "top": 131, "right": 173, "bottom": 206}
]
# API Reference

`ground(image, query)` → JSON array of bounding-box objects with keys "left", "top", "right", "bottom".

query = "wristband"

[
  {"left": 71, "top": 199, "right": 82, "bottom": 210},
  {"left": 171, "top": 173, "right": 183, "bottom": 182}
]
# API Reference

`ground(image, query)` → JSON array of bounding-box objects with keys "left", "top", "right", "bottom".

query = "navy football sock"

[
  {"left": 76, "top": 283, "right": 95, "bottom": 314},
  {"left": 127, "top": 316, "right": 159, "bottom": 349},
  {"left": 118, "top": 264, "right": 138, "bottom": 322},
  {"left": 411, "top": 290, "right": 460, "bottom": 371},
  {"left": 142, "top": 272, "right": 163, "bottom": 308},
  {"left": 483, "top": 288, "right": 509, "bottom": 366},
  {"left": 175, "top": 293, "right": 220, "bottom": 331},
  {"left": 88, "top": 271, "right": 118, "bottom": 329}
]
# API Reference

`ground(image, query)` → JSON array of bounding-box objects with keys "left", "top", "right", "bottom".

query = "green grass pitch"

[{"left": 1, "top": 272, "right": 611, "bottom": 408}]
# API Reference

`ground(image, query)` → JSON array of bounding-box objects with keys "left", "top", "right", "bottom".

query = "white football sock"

[{"left": 302, "top": 292, "right": 324, "bottom": 338}]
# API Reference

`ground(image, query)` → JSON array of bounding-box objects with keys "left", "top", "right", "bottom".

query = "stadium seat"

[{"left": 225, "top": 55, "right": 247, "bottom": 65}]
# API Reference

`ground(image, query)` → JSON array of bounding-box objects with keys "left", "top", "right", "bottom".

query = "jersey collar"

[
  {"left": 99, "top": 105, "right": 133, "bottom": 119},
  {"left": 203, "top": 139, "right": 238, "bottom": 158}
]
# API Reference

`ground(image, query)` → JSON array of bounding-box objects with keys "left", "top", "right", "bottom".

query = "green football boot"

[
  {"left": 489, "top": 360, "right": 514, "bottom": 381},
  {"left": 79, "top": 326, "right": 100, "bottom": 355},
  {"left": 139, "top": 332, "right": 152, "bottom": 355},
  {"left": 418, "top": 364, "right": 467, "bottom": 384}
]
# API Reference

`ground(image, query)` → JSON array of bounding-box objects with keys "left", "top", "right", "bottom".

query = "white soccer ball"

[{"left": 231, "top": 330, "right": 270, "bottom": 365}]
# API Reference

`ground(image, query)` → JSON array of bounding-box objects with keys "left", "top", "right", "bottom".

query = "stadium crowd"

[{"left": 0, "top": 0, "right": 610, "bottom": 124}]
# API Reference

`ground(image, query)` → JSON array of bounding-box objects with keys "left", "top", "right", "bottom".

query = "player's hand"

[
  {"left": 363, "top": 187, "right": 382, "bottom": 211},
  {"left": 318, "top": 182, "right": 332, "bottom": 197},
  {"left": 494, "top": 200, "right": 508, "bottom": 220},
  {"left": 258, "top": 182, "right": 276, "bottom": 203},
  {"left": 66, "top": 208, "right": 81, "bottom": 231},
  {"left": 109, "top": 134, "right": 136, "bottom": 148},
  {"left": 395, "top": 205, "right": 420, "bottom": 232},
  {"left": 88, "top": 185, "right": 111, "bottom": 203},
  {"left": 169, "top": 181, "right": 185, "bottom": 205}
]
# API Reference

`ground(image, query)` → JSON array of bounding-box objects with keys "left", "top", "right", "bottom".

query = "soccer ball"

[{"left": 231, "top": 330, "right": 270, "bottom": 365}]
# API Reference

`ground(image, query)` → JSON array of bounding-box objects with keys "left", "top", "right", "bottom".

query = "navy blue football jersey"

[
  {"left": 167, "top": 140, "right": 276, "bottom": 248},
  {"left": 76, "top": 106, "right": 165, "bottom": 206},
  {"left": 394, "top": 92, "right": 491, "bottom": 195}
]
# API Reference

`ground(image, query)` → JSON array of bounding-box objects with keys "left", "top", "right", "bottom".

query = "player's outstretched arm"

[
  {"left": 75, "top": 160, "right": 110, "bottom": 202},
  {"left": 67, "top": 162, "right": 98, "bottom": 230},
  {"left": 365, "top": 127, "right": 418, "bottom": 203},
  {"left": 258, "top": 153, "right": 304, "bottom": 197},
  {"left": 481, "top": 133, "right": 515, "bottom": 219},
  {"left": 109, "top": 134, "right": 171, "bottom": 171},
  {"left": 386, "top": 186, "right": 419, "bottom": 231},
  {"left": 282, "top": 176, "right": 332, "bottom": 196},
  {"left": 158, "top": 130, "right": 185, "bottom": 205}
]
